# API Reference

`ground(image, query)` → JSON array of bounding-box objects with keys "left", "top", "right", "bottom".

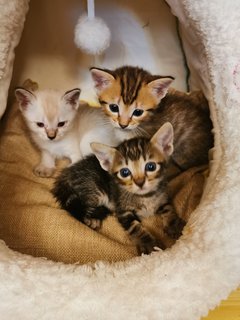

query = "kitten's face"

[
  {"left": 90, "top": 66, "right": 174, "bottom": 131},
  {"left": 112, "top": 143, "right": 164, "bottom": 195},
  {"left": 15, "top": 88, "right": 81, "bottom": 141},
  {"left": 91, "top": 122, "right": 174, "bottom": 195}
]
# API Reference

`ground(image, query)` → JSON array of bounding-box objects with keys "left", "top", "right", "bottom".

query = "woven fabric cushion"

[{"left": 0, "top": 100, "right": 207, "bottom": 264}]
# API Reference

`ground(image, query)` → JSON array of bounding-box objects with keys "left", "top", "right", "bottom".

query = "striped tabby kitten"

[
  {"left": 52, "top": 122, "right": 185, "bottom": 254},
  {"left": 90, "top": 66, "right": 213, "bottom": 172}
]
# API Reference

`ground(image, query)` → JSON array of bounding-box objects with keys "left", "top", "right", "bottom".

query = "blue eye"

[
  {"left": 132, "top": 109, "right": 144, "bottom": 117},
  {"left": 120, "top": 168, "right": 131, "bottom": 178},
  {"left": 36, "top": 122, "right": 44, "bottom": 127},
  {"left": 109, "top": 104, "right": 119, "bottom": 113},
  {"left": 145, "top": 162, "right": 157, "bottom": 172}
]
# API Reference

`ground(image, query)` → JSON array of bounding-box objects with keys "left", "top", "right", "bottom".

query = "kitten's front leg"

[
  {"left": 117, "top": 210, "right": 165, "bottom": 254},
  {"left": 34, "top": 150, "right": 55, "bottom": 177},
  {"left": 157, "top": 203, "right": 186, "bottom": 239}
]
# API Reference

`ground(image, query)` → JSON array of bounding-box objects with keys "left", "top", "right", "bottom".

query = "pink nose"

[{"left": 47, "top": 130, "right": 57, "bottom": 140}]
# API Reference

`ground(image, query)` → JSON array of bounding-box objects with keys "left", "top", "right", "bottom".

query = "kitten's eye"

[
  {"left": 145, "top": 162, "right": 157, "bottom": 172},
  {"left": 36, "top": 122, "right": 44, "bottom": 128},
  {"left": 109, "top": 104, "right": 119, "bottom": 113},
  {"left": 57, "top": 121, "right": 66, "bottom": 127},
  {"left": 119, "top": 168, "right": 131, "bottom": 178},
  {"left": 132, "top": 109, "right": 144, "bottom": 117}
]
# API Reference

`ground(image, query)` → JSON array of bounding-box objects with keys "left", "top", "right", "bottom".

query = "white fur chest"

[{"left": 32, "top": 132, "right": 80, "bottom": 162}]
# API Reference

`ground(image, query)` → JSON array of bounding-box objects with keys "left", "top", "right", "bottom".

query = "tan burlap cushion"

[{"left": 0, "top": 99, "right": 207, "bottom": 264}]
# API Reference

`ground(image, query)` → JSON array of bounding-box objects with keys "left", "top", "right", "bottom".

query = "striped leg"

[
  {"left": 82, "top": 206, "right": 111, "bottom": 230},
  {"left": 117, "top": 211, "right": 165, "bottom": 254},
  {"left": 157, "top": 203, "right": 186, "bottom": 239}
]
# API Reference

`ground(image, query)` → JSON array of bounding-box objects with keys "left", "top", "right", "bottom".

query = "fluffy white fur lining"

[
  {"left": 0, "top": 0, "right": 29, "bottom": 118},
  {"left": 0, "top": 0, "right": 240, "bottom": 319}
]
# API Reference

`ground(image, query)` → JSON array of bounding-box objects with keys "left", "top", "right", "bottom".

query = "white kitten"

[{"left": 15, "top": 87, "right": 119, "bottom": 177}]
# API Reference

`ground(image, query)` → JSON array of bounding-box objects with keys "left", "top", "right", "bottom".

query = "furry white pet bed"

[{"left": 1, "top": 0, "right": 240, "bottom": 319}]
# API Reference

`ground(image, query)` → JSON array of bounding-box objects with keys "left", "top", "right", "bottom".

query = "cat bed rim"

[{"left": 1, "top": 1, "right": 240, "bottom": 320}]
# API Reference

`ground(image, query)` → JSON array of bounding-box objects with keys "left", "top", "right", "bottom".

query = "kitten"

[
  {"left": 52, "top": 122, "right": 185, "bottom": 254},
  {"left": 90, "top": 65, "right": 214, "bottom": 172},
  {"left": 15, "top": 86, "right": 120, "bottom": 177}
]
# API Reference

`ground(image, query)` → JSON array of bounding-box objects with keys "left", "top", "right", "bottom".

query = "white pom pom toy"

[{"left": 74, "top": 0, "right": 111, "bottom": 55}]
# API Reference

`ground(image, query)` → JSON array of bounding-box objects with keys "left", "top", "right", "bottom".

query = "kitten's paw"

[
  {"left": 137, "top": 237, "right": 166, "bottom": 255},
  {"left": 164, "top": 217, "right": 186, "bottom": 239},
  {"left": 34, "top": 164, "right": 55, "bottom": 178},
  {"left": 83, "top": 217, "right": 102, "bottom": 230}
]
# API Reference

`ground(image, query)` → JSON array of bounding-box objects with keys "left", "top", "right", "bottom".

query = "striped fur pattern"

[
  {"left": 90, "top": 65, "right": 214, "bottom": 172},
  {"left": 52, "top": 123, "right": 185, "bottom": 254}
]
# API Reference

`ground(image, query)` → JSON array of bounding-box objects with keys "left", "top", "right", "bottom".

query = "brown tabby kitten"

[
  {"left": 90, "top": 66, "right": 213, "bottom": 172},
  {"left": 52, "top": 123, "right": 185, "bottom": 254}
]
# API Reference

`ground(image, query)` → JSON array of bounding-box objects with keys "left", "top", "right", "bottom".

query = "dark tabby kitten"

[
  {"left": 90, "top": 65, "right": 213, "bottom": 172},
  {"left": 52, "top": 123, "right": 185, "bottom": 254}
]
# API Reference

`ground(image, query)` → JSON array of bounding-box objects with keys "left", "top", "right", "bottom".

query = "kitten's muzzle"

[
  {"left": 134, "top": 177, "right": 145, "bottom": 188},
  {"left": 46, "top": 129, "right": 57, "bottom": 140},
  {"left": 48, "top": 135, "right": 56, "bottom": 140},
  {"left": 119, "top": 124, "right": 128, "bottom": 129}
]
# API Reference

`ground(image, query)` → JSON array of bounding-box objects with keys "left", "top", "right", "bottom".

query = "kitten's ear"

[
  {"left": 90, "top": 68, "right": 115, "bottom": 92},
  {"left": 90, "top": 142, "right": 117, "bottom": 172},
  {"left": 151, "top": 122, "right": 174, "bottom": 158},
  {"left": 62, "top": 88, "right": 81, "bottom": 109},
  {"left": 147, "top": 77, "right": 174, "bottom": 102},
  {"left": 15, "top": 88, "right": 36, "bottom": 111}
]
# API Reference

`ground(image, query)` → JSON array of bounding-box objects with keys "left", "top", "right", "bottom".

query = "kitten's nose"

[
  {"left": 134, "top": 178, "right": 145, "bottom": 188},
  {"left": 119, "top": 124, "right": 128, "bottom": 129},
  {"left": 47, "top": 129, "right": 57, "bottom": 140}
]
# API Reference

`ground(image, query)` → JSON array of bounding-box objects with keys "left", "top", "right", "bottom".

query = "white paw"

[{"left": 34, "top": 164, "right": 55, "bottom": 178}]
